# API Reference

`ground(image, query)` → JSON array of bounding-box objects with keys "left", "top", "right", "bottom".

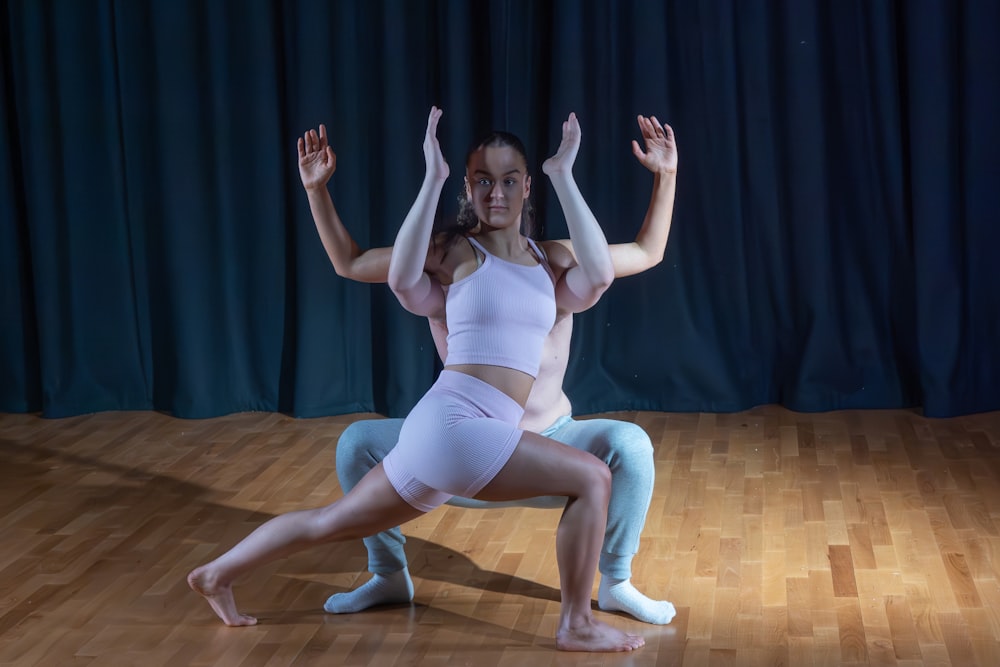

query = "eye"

[
  {"left": 504, "top": 178, "right": 516, "bottom": 186},
  {"left": 477, "top": 178, "right": 492, "bottom": 186}
]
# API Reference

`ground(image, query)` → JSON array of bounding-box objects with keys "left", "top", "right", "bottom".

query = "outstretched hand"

[
  {"left": 424, "top": 106, "right": 449, "bottom": 181},
  {"left": 632, "top": 115, "right": 677, "bottom": 174},
  {"left": 298, "top": 124, "right": 337, "bottom": 190},
  {"left": 542, "top": 112, "right": 581, "bottom": 176}
]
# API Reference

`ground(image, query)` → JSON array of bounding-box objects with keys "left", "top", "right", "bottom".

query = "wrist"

[
  {"left": 546, "top": 171, "right": 575, "bottom": 188},
  {"left": 424, "top": 171, "right": 448, "bottom": 186}
]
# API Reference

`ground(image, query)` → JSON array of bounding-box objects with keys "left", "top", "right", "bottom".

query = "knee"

[
  {"left": 585, "top": 458, "right": 613, "bottom": 504},
  {"left": 336, "top": 421, "right": 394, "bottom": 491},
  {"left": 336, "top": 422, "right": 371, "bottom": 469},
  {"left": 603, "top": 422, "right": 654, "bottom": 472}
]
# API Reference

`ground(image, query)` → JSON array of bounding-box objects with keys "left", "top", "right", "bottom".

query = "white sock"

[
  {"left": 597, "top": 577, "right": 676, "bottom": 625},
  {"left": 323, "top": 569, "right": 414, "bottom": 614}
]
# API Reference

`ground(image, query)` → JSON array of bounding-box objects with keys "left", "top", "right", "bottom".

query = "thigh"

[
  {"left": 546, "top": 417, "right": 650, "bottom": 464},
  {"left": 388, "top": 378, "right": 522, "bottom": 501},
  {"left": 325, "top": 462, "right": 428, "bottom": 538},
  {"left": 472, "top": 430, "right": 609, "bottom": 503}
]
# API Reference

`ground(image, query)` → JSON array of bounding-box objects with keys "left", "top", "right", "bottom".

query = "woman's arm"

[
  {"left": 298, "top": 125, "right": 393, "bottom": 283},
  {"left": 541, "top": 113, "right": 614, "bottom": 313},
  {"left": 388, "top": 107, "right": 449, "bottom": 317}
]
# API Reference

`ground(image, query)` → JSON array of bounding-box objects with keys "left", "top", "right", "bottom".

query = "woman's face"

[{"left": 465, "top": 145, "right": 531, "bottom": 230}]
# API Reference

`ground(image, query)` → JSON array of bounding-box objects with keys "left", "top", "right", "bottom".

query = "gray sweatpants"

[{"left": 335, "top": 414, "right": 655, "bottom": 581}]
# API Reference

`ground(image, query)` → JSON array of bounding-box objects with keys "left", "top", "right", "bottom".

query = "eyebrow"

[{"left": 472, "top": 169, "right": 522, "bottom": 176}]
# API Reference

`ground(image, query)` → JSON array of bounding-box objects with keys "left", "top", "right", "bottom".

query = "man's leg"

[
  {"left": 544, "top": 416, "right": 676, "bottom": 625},
  {"left": 324, "top": 418, "right": 414, "bottom": 613}
]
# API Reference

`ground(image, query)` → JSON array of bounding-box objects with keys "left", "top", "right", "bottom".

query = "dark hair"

[{"left": 437, "top": 131, "right": 537, "bottom": 253}]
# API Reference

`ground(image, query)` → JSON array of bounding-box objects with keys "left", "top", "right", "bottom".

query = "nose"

[{"left": 488, "top": 182, "right": 504, "bottom": 200}]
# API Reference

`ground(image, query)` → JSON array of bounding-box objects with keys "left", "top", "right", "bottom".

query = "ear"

[
  {"left": 464, "top": 176, "right": 471, "bottom": 199},
  {"left": 523, "top": 174, "right": 531, "bottom": 199}
]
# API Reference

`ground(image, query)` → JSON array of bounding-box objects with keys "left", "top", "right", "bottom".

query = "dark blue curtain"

[{"left": 2, "top": 0, "right": 998, "bottom": 419}]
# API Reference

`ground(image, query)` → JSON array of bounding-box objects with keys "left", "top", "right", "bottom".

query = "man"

[{"left": 296, "top": 113, "right": 678, "bottom": 624}]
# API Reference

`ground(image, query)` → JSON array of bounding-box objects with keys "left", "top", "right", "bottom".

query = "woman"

[{"left": 188, "top": 107, "right": 644, "bottom": 652}]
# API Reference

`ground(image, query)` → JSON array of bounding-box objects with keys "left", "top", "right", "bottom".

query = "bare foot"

[
  {"left": 555, "top": 616, "right": 645, "bottom": 652},
  {"left": 187, "top": 566, "right": 257, "bottom": 627}
]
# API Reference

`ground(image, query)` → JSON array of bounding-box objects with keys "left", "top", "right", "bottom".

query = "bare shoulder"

[
  {"left": 431, "top": 233, "right": 479, "bottom": 285},
  {"left": 538, "top": 239, "right": 577, "bottom": 269}
]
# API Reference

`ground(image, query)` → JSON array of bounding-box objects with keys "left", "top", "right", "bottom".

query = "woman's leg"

[
  {"left": 545, "top": 418, "right": 674, "bottom": 624},
  {"left": 188, "top": 463, "right": 425, "bottom": 626},
  {"left": 474, "top": 432, "right": 645, "bottom": 652}
]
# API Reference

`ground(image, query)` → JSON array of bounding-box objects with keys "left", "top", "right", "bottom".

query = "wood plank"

[{"left": 2, "top": 407, "right": 999, "bottom": 665}]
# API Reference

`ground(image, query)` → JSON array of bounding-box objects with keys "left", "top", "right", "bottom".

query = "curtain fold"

[{"left": 2, "top": 0, "right": 997, "bottom": 420}]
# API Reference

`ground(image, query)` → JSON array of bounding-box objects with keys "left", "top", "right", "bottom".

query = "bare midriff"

[{"left": 444, "top": 363, "right": 536, "bottom": 407}]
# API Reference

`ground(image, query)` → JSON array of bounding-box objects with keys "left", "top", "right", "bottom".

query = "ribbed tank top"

[{"left": 444, "top": 236, "right": 557, "bottom": 377}]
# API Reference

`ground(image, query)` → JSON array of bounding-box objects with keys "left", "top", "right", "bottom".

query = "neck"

[{"left": 474, "top": 222, "right": 528, "bottom": 257}]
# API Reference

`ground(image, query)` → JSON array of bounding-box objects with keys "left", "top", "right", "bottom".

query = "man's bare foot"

[
  {"left": 555, "top": 616, "right": 645, "bottom": 652},
  {"left": 187, "top": 566, "right": 257, "bottom": 627}
]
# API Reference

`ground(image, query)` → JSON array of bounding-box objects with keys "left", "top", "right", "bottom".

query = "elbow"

[
  {"left": 589, "top": 246, "right": 615, "bottom": 291},
  {"left": 633, "top": 245, "right": 666, "bottom": 273},
  {"left": 386, "top": 262, "right": 402, "bottom": 290},
  {"left": 387, "top": 267, "right": 412, "bottom": 294},
  {"left": 593, "top": 258, "right": 615, "bottom": 291},
  {"left": 581, "top": 268, "right": 614, "bottom": 302},
  {"left": 594, "top": 268, "right": 615, "bottom": 293},
  {"left": 387, "top": 278, "right": 410, "bottom": 307},
  {"left": 647, "top": 249, "right": 665, "bottom": 269},
  {"left": 327, "top": 251, "right": 356, "bottom": 280},
  {"left": 334, "top": 263, "right": 369, "bottom": 283}
]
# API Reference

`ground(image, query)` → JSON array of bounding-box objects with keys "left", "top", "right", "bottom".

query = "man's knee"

[
  {"left": 335, "top": 419, "right": 402, "bottom": 491},
  {"left": 609, "top": 422, "right": 654, "bottom": 464},
  {"left": 337, "top": 422, "right": 375, "bottom": 462},
  {"left": 581, "top": 420, "right": 654, "bottom": 469}
]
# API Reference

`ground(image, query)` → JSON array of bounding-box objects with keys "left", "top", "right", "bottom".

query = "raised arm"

[
  {"left": 541, "top": 112, "right": 614, "bottom": 313},
  {"left": 548, "top": 115, "right": 677, "bottom": 279},
  {"left": 298, "top": 125, "right": 393, "bottom": 283},
  {"left": 610, "top": 115, "right": 678, "bottom": 277},
  {"left": 388, "top": 107, "right": 449, "bottom": 317}
]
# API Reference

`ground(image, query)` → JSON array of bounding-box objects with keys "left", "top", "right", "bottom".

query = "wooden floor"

[{"left": 2, "top": 406, "right": 1000, "bottom": 666}]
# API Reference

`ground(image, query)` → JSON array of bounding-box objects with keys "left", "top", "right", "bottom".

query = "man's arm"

[
  {"left": 612, "top": 115, "right": 678, "bottom": 277},
  {"left": 298, "top": 124, "right": 392, "bottom": 283},
  {"left": 305, "top": 186, "right": 393, "bottom": 283}
]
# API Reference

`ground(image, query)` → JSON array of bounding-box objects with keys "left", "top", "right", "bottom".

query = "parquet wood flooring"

[{"left": 1, "top": 406, "right": 999, "bottom": 665}]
